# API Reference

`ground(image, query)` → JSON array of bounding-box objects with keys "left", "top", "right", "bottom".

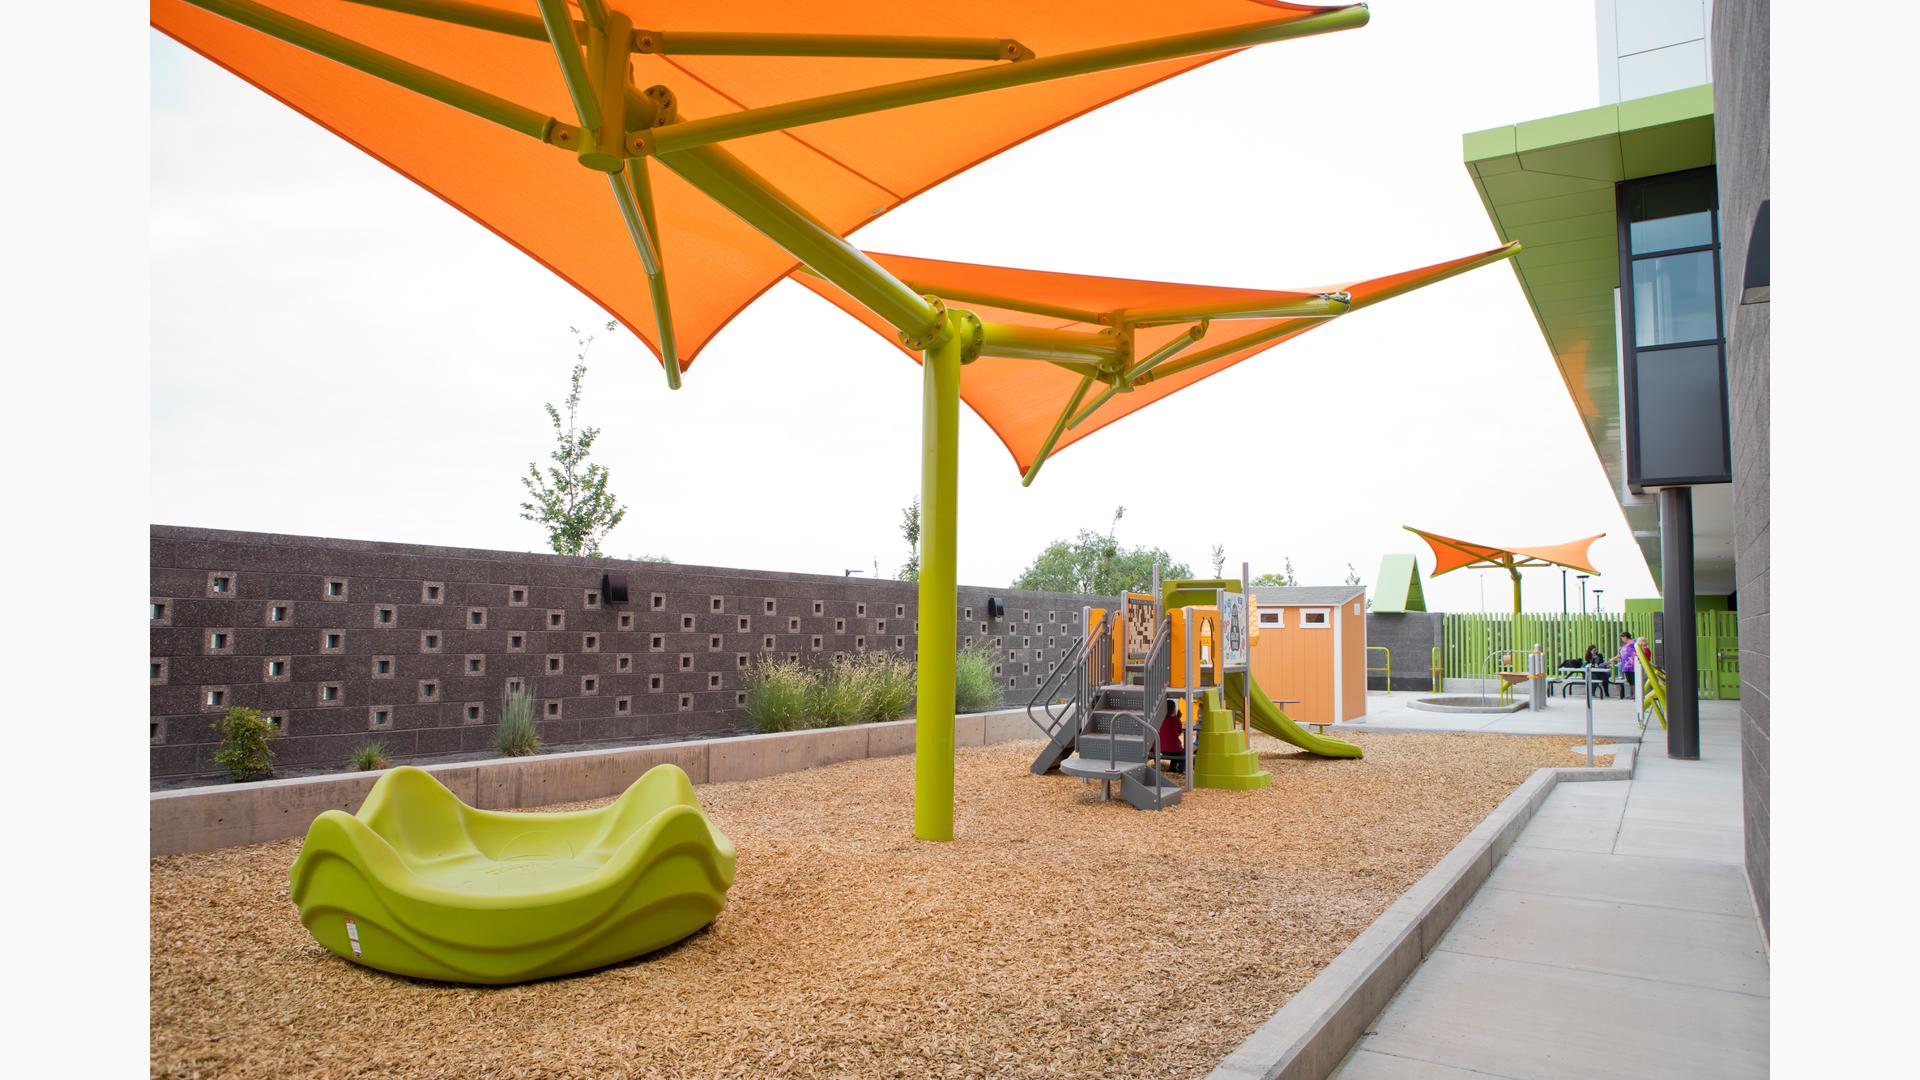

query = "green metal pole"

[
  {"left": 1021, "top": 374, "right": 1095, "bottom": 487},
  {"left": 655, "top": 142, "right": 943, "bottom": 342},
  {"left": 186, "top": 0, "right": 567, "bottom": 142},
  {"left": 635, "top": 31, "right": 1032, "bottom": 62},
  {"left": 1123, "top": 293, "right": 1347, "bottom": 327},
  {"left": 977, "top": 322, "right": 1125, "bottom": 365},
  {"left": 641, "top": 6, "right": 1370, "bottom": 154},
  {"left": 915, "top": 309, "right": 970, "bottom": 842},
  {"left": 534, "top": 0, "right": 602, "bottom": 134}
]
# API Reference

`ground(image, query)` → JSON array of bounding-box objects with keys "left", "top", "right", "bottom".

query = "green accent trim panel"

[
  {"left": 1372, "top": 554, "right": 1427, "bottom": 613},
  {"left": 289, "top": 765, "right": 735, "bottom": 985},
  {"left": 1463, "top": 84, "right": 1715, "bottom": 582}
]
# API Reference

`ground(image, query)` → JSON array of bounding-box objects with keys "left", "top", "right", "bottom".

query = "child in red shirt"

[{"left": 1157, "top": 698, "right": 1186, "bottom": 772}]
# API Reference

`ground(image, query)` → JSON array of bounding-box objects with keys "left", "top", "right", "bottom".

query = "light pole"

[
  {"left": 1592, "top": 589, "right": 1604, "bottom": 613},
  {"left": 1577, "top": 574, "right": 1590, "bottom": 614},
  {"left": 1561, "top": 569, "right": 1568, "bottom": 618}
]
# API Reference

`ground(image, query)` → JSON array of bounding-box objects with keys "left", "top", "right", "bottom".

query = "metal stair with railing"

[{"left": 1026, "top": 608, "right": 1182, "bottom": 811}]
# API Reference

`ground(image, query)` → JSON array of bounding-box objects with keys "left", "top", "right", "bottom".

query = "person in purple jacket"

[{"left": 1617, "top": 632, "right": 1637, "bottom": 693}]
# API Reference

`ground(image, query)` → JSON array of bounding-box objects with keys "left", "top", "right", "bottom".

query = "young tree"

[
  {"left": 898, "top": 498, "right": 921, "bottom": 581},
  {"left": 1013, "top": 506, "right": 1191, "bottom": 594},
  {"left": 520, "top": 323, "right": 628, "bottom": 557},
  {"left": 1345, "top": 562, "right": 1363, "bottom": 586},
  {"left": 1252, "top": 557, "right": 1298, "bottom": 587},
  {"left": 1210, "top": 543, "right": 1227, "bottom": 577}
]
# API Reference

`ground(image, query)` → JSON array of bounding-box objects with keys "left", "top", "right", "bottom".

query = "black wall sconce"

[{"left": 986, "top": 596, "right": 1005, "bottom": 621}]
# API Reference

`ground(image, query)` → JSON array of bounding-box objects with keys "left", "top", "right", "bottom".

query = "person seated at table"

[
  {"left": 1156, "top": 698, "right": 1186, "bottom": 772},
  {"left": 1583, "top": 644, "right": 1604, "bottom": 666},
  {"left": 1581, "top": 645, "right": 1612, "bottom": 697}
]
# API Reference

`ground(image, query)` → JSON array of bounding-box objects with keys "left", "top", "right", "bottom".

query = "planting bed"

[{"left": 153, "top": 731, "right": 1575, "bottom": 1079}]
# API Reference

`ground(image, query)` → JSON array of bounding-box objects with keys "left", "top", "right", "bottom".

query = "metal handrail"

[
  {"left": 1026, "top": 610, "right": 1115, "bottom": 744},
  {"left": 1367, "top": 645, "right": 1392, "bottom": 695},
  {"left": 1106, "top": 617, "right": 1173, "bottom": 809}
]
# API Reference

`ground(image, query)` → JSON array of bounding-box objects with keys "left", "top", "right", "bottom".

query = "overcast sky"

[{"left": 150, "top": 1, "right": 1654, "bottom": 614}]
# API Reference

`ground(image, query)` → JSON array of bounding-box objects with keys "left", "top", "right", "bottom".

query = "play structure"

[
  {"left": 1405, "top": 526, "right": 1604, "bottom": 615},
  {"left": 1249, "top": 584, "right": 1368, "bottom": 726},
  {"left": 290, "top": 765, "right": 735, "bottom": 983},
  {"left": 1027, "top": 573, "right": 1360, "bottom": 811},
  {"left": 154, "top": 1, "right": 1522, "bottom": 842}
]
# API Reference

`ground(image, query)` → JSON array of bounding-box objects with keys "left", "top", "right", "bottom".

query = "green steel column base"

[{"left": 1189, "top": 690, "right": 1271, "bottom": 792}]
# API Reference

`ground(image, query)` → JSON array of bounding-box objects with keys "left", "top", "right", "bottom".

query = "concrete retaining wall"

[
  {"left": 151, "top": 705, "right": 1040, "bottom": 856},
  {"left": 1209, "top": 749, "right": 1635, "bottom": 1080}
]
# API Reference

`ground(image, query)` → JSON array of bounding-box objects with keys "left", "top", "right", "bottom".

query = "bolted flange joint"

[
  {"left": 899, "top": 296, "right": 950, "bottom": 352},
  {"left": 954, "top": 308, "right": 985, "bottom": 364}
]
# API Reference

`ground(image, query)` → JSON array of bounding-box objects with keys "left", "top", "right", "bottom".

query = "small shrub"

[
  {"left": 497, "top": 687, "right": 542, "bottom": 756},
  {"left": 860, "top": 653, "right": 916, "bottom": 723},
  {"left": 211, "top": 706, "right": 276, "bottom": 782},
  {"left": 954, "top": 643, "right": 1002, "bottom": 714},
  {"left": 350, "top": 741, "right": 391, "bottom": 772},
  {"left": 743, "top": 655, "right": 812, "bottom": 732}
]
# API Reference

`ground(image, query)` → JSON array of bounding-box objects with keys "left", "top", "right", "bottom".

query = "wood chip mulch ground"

[{"left": 152, "top": 732, "right": 1589, "bottom": 1079}]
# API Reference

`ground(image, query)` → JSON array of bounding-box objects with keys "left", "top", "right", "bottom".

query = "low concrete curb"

[
  {"left": 1207, "top": 748, "right": 1636, "bottom": 1080},
  {"left": 151, "top": 706, "right": 1039, "bottom": 856}
]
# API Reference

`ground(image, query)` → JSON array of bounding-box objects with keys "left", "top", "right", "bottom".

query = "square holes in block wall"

[
  {"left": 464, "top": 702, "right": 484, "bottom": 725},
  {"left": 787, "top": 617, "right": 801, "bottom": 632},
  {"left": 202, "top": 686, "right": 229, "bottom": 709},
  {"left": 418, "top": 631, "right": 440, "bottom": 653},
  {"left": 545, "top": 701, "right": 562, "bottom": 719},
  {"left": 584, "top": 590, "right": 600, "bottom": 609},
  {"left": 812, "top": 601, "right": 824, "bottom": 616},
  {"left": 894, "top": 636, "right": 905, "bottom": 650},
  {"left": 509, "top": 585, "right": 528, "bottom": 607},
  {"left": 368, "top": 707, "right": 392, "bottom": 731},
  {"left": 706, "top": 673, "right": 721, "bottom": 690},
  {"left": 546, "top": 654, "right": 564, "bottom": 674},
  {"left": 735, "top": 653, "right": 749, "bottom": 670},
  {"left": 651, "top": 593, "right": 666, "bottom": 610},
  {"left": 617, "top": 653, "right": 632, "bottom": 672},
  {"left": 762, "top": 634, "right": 776, "bottom": 650},
  {"left": 677, "top": 694, "right": 693, "bottom": 712},
  {"left": 547, "top": 610, "right": 565, "bottom": 629},
  {"left": 150, "top": 718, "right": 164, "bottom": 744},
  {"left": 374, "top": 605, "right": 394, "bottom": 626},
  {"left": 833, "top": 618, "right": 846, "bottom": 633},
  {"left": 736, "top": 616, "right": 750, "bottom": 633},
  {"left": 207, "top": 572, "right": 235, "bottom": 597},
  {"left": 707, "top": 635, "right": 722, "bottom": 652},
  {"left": 856, "top": 603, "right": 867, "bottom": 617},
  {"left": 648, "top": 674, "right": 663, "bottom": 692},
  {"left": 264, "top": 657, "right": 289, "bottom": 682},
  {"left": 616, "top": 696, "right": 632, "bottom": 716},
  {"left": 709, "top": 595, "right": 724, "bottom": 613},
  {"left": 324, "top": 578, "right": 348, "bottom": 601},
  {"left": 465, "top": 654, "right": 485, "bottom": 676},
  {"left": 618, "top": 612, "right": 634, "bottom": 630},
  {"left": 811, "top": 635, "right": 823, "bottom": 651},
  {"left": 150, "top": 599, "right": 172, "bottom": 626},
  {"left": 582, "top": 633, "right": 600, "bottom": 653},
  {"left": 854, "top": 636, "right": 866, "bottom": 650},
  {"left": 895, "top": 604, "right": 906, "bottom": 618},
  {"left": 764, "top": 598, "right": 777, "bottom": 615},
  {"left": 508, "top": 633, "right": 526, "bottom": 652},
  {"left": 267, "top": 604, "right": 290, "bottom": 625},
  {"left": 372, "top": 655, "right": 394, "bottom": 678},
  {"left": 467, "top": 608, "right": 487, "bottom": 629},
  {"left": 150, "top": 658, "right": 167, "bottom": 685},
  {"left": 735, "top": 691, "right": 748, "bottom": 707},
  {"left": 321, "top": 630, "right": 346, "bottom": 654},
  {"left": 318, "top": 682, "right": 343, "bottom": 705},
  {"left": 678, "top": 614, "right": 695, "bottom": 632},
  {"left": 421, "top": 581, "right": 444, "bottom": 604},
  {"left": 418, "top": 680, "right": 439, "bottom": 702},
  {"left": 581, "top": 676, "right": 599, "bottom": 695},
  {"left": 679, "top": 654, "right": 694, "bottom": 670},
  {"left": 650, "top": 634, "right": 665, "bottom": 652},
  {"left": 505, "top": 677, "right": 525, "bottom": 695},
  {"left": 205, "top": 629, "right": 234, "bottom": 655}
]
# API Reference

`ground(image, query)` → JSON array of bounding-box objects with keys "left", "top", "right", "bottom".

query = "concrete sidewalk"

[
  {"left": 1333, "top": 690, "right": 1649, "bottom": 740},
  {"left": 1331, "top": 700, "right": 1766, "bottom": 1079}
]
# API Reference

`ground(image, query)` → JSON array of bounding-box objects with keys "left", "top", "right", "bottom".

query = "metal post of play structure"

[
  {"left": 1242, "top": 562, "right": 1253, "bottom": 741},
  {"left": 1182, "top": 604, "right": 1197, "bottom": 792}
]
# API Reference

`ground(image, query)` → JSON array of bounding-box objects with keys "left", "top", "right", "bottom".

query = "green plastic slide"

[{"left": 1225, "top": 671, "right": 1364, "bottom": 759}]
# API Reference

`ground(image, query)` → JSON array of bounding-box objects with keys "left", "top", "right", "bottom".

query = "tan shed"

[{"left": 1250, "top": 586, "right": 1369, "bottom": 726}]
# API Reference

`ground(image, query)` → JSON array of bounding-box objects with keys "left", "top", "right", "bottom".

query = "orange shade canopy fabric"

[
  {"left": 1405, "top": 526, "right": 1604, "bottom": 577},
  {"left": 152, "top": 0, "right": 1359, "bottom": 374},
  {"left": 795, "top": 244, "right": 1522, "bottom": 475}
]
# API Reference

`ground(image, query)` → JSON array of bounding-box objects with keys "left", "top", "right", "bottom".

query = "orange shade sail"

[
  {"left": 151, "top": 0, "right": 1360, "bottom": 374},
  {"left": 795, "top": 244, "right": 1522, "bottom": 475},
  {"left": 1405, "top": 526, "right": 1604, "bottom": 577}
]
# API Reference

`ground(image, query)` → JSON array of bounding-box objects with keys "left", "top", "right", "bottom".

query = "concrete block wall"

[
  {"left": 1364, "top": 613, "right": 1444, "bottom": 691},
  {"left": 1714, "top": 0, "right": 1769, "bottom": 936},
  {"left": 150, "top": 526, "right": 1109, "bottom": 782}
]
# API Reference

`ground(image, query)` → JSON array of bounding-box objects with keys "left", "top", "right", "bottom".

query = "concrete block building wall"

[
  {"left": 1363, "top": 613, "right": 1444, "bottom": 691},
  {"left": 150, "top": 527, "right": 1108, "bottom": 782},
  {"left": 1713, "top": 0, "right": 1769, "bottom": 936}
]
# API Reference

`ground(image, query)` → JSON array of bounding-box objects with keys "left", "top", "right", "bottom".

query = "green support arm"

[
  {"left": 637, "top": 6, "right": 1369, "bottom": 155},
  {"left": 1021, "top": 375, "right": 1095, "bottom": 487},
  {"left": 535, "top": 0, "right": 602, "bottom": 135},
  {"left": 634, "top": 31, "right": 1033, "bottom": 62}
]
